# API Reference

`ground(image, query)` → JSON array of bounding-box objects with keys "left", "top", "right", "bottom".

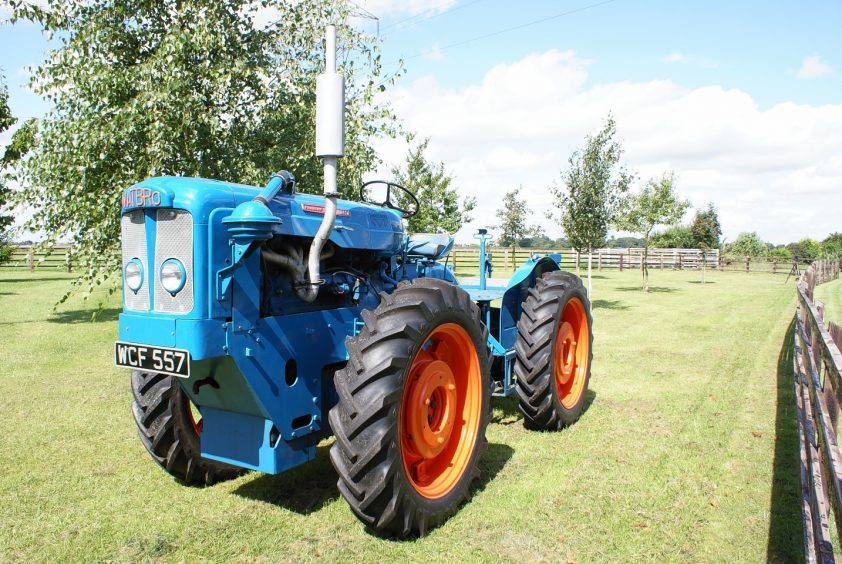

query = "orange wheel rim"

[
  {"left": 183, "top": 394, "right": 203, "bottom": 435},
  {"left": 401, "top": 323, "right": 482, "bottom": 499},
  {"left": 554, "top": 297, "right": 589, "bottom": 409}
]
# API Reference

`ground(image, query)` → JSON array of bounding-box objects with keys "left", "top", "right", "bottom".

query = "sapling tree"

[
  {"left": 390, "top": 137, "right": 475, "bottom": 234},
  {"left": 616, "top": 172, "right": 689, "bottom": 292},
  {"left": 551, "top": 115, "right": 632, "bottom": 298},
  {"left": 8, "top": 0, "right": 401, "bottom": 301},
  {"left": 495, "top": 186, "right": 531, "bottom": 251},
  {"left": 690, "top": 203, "right": 722, "bottom": 249}
]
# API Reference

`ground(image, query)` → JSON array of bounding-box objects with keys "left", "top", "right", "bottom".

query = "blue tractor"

[{"left": 115, "top": 26, "right": 592, "bottom": 537}]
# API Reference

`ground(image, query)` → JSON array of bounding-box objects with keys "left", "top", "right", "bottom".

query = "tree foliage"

[
  {"left": 0, "top": 72, "right": 16, "bottom": 264},
  {"left": 552, "top": 115, "right": 632, "bottom": 254},
  {"left": 495, "top": 186, "right": 530, "bottom": 248},
  {"left": 390, "top": 137, "right": 475, "bottom": 234},
  {"left": 822, "top": 233, "right": 842, "bottom": 259},
  {"left": 787, "top": 238, "right": 822, "bottom": 262},
  {"left": 9, "top": 0, "right": 400, "bottom": 298},
  {"left": 727, "top": 232, "right": 767, "bottom": 257},
  {"left": 690, "top": 203, "right": 722, "bottom": 249},
  {"left": 651, "top": 226, "right": 694, "bottom": 249},
  {"left": 616, "top": 172, "right": 689, "bottom": 291}
]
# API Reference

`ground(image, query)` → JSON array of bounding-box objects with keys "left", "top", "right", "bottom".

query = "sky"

[{"left": 1, "top": 0, "right": 841, "bottom": 244}]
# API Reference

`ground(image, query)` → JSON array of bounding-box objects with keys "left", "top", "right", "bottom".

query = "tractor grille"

[
  {"left": 120, "top": 208, "right": 194, "bottom": 314},
  {"left": 121, "top": 211, "right": 149, "bottom": 311},
  {"left": 154, "top": 209, "right": 194, "bottom": 314}
]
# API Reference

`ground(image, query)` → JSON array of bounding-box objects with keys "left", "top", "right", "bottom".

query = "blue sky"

[
  {"left": 369, "top": 0, "right": 841, "bottom": 107},
  {"left": 2, "top": 0, "right": 841, "bottom": 243}
]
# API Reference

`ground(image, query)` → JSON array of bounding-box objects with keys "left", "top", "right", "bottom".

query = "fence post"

[
  {"left": 619, "top": 254, "right": 623, "bottom": 272},
  {"left": 598, "top": 251, "right": 602, "bottom": 271},
  {"left": 678, "top": 254, "right": 682, "bottom": 270},
  {"left": 27, "top": 247, "right": 34, "bottom": 272},
  {"left": 660, "top": 256, "right": 664, "bottom": 271},
  {"left": 772, "top": 259, "right": 777, "bottom": 274},
  {"left": 745, "top": 256, "right": 750, "bottom": 273},
  {"left": 575, "top": 252, "right": 580, "bottom": 275}
]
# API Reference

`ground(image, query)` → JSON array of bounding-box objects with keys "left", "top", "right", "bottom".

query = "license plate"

[{"left": 114, "top": 341, "right": 190, "bottom": 378}]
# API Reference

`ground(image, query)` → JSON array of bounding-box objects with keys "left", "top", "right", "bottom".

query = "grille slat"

[
  {"left": 154, "top": 209, "right": 194, "bottom": 314},
  {"left": 121, "top": 211, "right": 149, "bottom": 311}
]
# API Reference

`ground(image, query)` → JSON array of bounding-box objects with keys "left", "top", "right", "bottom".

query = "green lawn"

[
  {"left": 0, "top": 269, "right": 801, "bottom": 561},
  {"left": 815, "top": 277, "right": 842, "bottom": 325}
]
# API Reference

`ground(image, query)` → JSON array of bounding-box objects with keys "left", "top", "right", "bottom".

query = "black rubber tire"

[
  {"left": 514, "top": 271, "right": 593, "bottom": 431},
  {"left": 329, "top": 279, "right": 492, "bottom": 537},
  {"left": 131, "top": 370, "right": 243, "bottom": 486}
]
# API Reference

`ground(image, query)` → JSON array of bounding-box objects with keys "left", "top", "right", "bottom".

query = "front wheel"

[
  {"left": 329, "top": 279, "right": 492, "bottom": 537},
  {"left": 130, "top": 370, "right": 243, "bottom": 485},
  {"left": 514, "top": 271, "right": 593, "bottom": 430}
]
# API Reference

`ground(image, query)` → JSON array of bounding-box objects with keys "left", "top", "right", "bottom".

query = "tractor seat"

[{"left": 406, "top": 233, "right": 455, "bottom": 260}]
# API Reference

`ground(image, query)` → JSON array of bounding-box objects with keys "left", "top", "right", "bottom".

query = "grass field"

[
  {"left": 815, "top": 277, "right": 842, "bottom": 325},
  {"left": 0, "top": 269, "right": 802, "bottom": 561}
]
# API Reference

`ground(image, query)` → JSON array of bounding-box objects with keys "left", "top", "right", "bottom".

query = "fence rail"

[
  {"left": 1, "top": 244, "right": 75, "bottom": 271},
  {"left": 792, "top": 258, "right": 842, "bottom": 562},
  {"left": 0, "top": 243, "right": 818, "bottom": 278},
  {"left": 447, "top": 247, "right": 720, "bottom": 276}
]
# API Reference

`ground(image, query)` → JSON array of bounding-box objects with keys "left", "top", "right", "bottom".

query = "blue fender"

[{"left": 498, "top": 254, "right": 562, "bottom": 350}]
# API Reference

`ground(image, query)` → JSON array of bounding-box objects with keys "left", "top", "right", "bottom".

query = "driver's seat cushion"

[{"left": 406, "top": 233, "right": 455, "bottom": 260}]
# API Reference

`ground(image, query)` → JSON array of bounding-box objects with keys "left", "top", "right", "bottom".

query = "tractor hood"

[{"left": 120, "top": 176, "right": 404, "bottom": 254}]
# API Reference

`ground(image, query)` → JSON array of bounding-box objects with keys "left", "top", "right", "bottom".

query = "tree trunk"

[
  {"left": 587, "top": 251, "right": 593, "bottom": 299},
  {"left": 643, "top": 237, "right": 650, "bottom": 293}
]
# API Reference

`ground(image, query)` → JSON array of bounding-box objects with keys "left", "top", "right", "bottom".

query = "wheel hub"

[
  {"left": 555, "top": 321, "right": 577, "bottom": 385},
  {"left": 406, "top": 359, "right": 457, "bottom": 459}
]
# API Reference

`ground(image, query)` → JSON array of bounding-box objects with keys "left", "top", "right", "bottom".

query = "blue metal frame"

[{"left": 117, "top": 176, "right": 563, "bottom": 475}]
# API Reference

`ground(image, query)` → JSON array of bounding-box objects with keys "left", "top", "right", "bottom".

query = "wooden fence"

[
  {"left": 1, "top": 244, "right": 75, "bottom": 271},
  {"left": 792, "top": 258, "right": 842, "bottom": 562},
  {"left": 0, "top": 243, "right": 818, "bottom": 278},
  {"left": 447, "top": 247, "right": 719, "bottom": 276}
]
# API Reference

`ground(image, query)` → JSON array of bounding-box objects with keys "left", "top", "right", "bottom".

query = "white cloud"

[
  {"left": 796, "top": 55, "right": 833, "bottom": 79},
  {"left": 661, "top": 53, "right": 688, "bottom": 63},
  {"left": 421, "top": 43, "right": 445, "bottom": 62},
  {"left": 660, "top": 52, "right": 717, "bottom": 69},
  {"left": 373, "top": 49, "right": 842, "bottom": 244},
  {"left": 360, "top": 0, "right": 456, "bottom": 17}
]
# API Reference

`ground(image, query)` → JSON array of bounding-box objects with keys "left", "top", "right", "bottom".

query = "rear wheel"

[
  {"left": 514, "top": 271, "right": 593, "bottom": 430},
  {"left": 131, "top": 370, "right": 243, "bottom": 485},
  {"left": 329, "top": 279, "right": 492, "bottom": 537}
]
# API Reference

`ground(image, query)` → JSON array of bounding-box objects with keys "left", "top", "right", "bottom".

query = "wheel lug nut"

[
  {"left": 425, "top": 398, "right": 430, "bottom": 406},
  {"left": 437, "top": 437, "right": 444, "bottom": 444},
  {"left": 447, "top": 384, "right": 455, "bottom": 391}
]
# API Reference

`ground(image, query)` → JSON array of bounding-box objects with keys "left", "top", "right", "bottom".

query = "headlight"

[
  {"left": 124, "top": 259, "right": 143, "bottom": 293},
  {"left": 160, "top": 258, "right": 186, "bottom": 295}
]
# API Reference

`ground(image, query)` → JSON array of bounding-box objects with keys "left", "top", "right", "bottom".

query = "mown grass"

[
  {"left": 0, "top": 269, "right": 801, "bottom": 561},
  {"left": 815, "top": 276, "right": 842, "bottom": 325}
]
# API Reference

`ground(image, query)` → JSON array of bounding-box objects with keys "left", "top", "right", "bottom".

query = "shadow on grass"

[
  {"left": 233, "top": 443, "right": 339, "bottom": 514},
  {"left": 766, "top": 317, "right": 801, "bottom": 562},
  {"left": 491, "top": 395, "right": 520, "bottom": 424},
  {"left": 688, "top": 280, "right": 716, "bottom": 285},
  {"left": 615, "top": 286, "right": 677, "bottom": 293},
  {"left": 0, "top": 291, "right": 17, "bottom": 296},
  {"left": 592, "top": 299, "right": 629, "bottom": 310},
  {"left": 491, "top": 389, "right": 596, "bottom": 424},
  {"left": 48, "top": 307, "right": 120, "bottom": 324}
]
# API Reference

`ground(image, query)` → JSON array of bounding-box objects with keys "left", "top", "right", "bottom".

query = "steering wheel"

[{"left": 360, "top": 180, "right": 419, "bottom": 218}]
